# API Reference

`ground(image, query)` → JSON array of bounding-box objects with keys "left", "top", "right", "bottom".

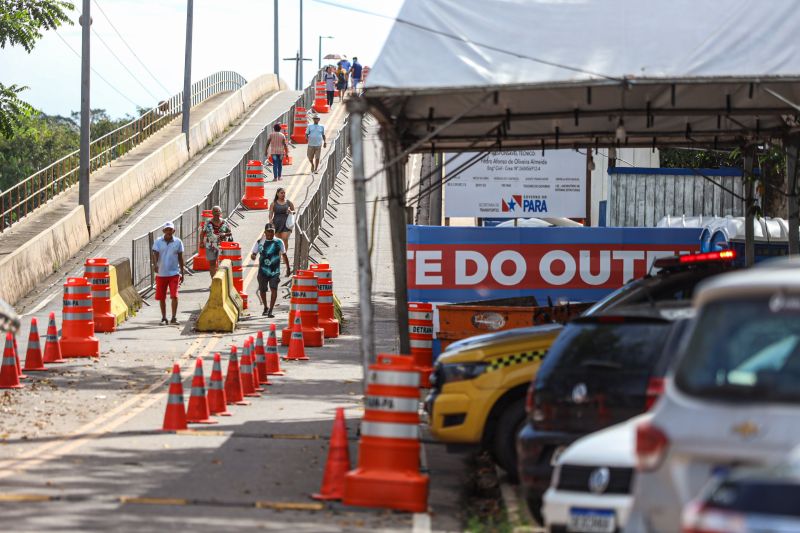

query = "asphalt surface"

[{"left": 0, "top": 101, "right": 465, "bottom": 530}]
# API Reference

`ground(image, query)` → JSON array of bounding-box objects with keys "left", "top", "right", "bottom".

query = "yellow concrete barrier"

[
  {"left": 219, "top": 260, "right": 243, "bottom": 315},
  {"left": 108, "top": 265, "right": 129, "bottom": 325},
  {"left": 196, "top": 261, "right": 239, "bottom": 332},
  {"left": 111, "top": 258, "right": 142, "bottom": 317}
]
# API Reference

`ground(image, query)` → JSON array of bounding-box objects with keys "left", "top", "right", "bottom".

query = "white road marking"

[
  {"left": 412, "top": 512, "right": 432, "bottom": 533},
  {"left": 105, "top": 90, "right": 288, "bottom": 248}
]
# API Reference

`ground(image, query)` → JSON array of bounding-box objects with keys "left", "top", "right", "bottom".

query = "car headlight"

[{"left": 440, "top": 362, "right": 489, "bottom": 384}]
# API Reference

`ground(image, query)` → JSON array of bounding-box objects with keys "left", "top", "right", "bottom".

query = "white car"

[
  {"left": 544, "top": 414, "right": 651, "bottom": 533},
  {"left": 628, "top": 265, "right": 800, "bottom": 532}
]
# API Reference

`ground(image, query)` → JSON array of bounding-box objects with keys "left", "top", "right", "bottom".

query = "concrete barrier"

[
  {"left": 0, "top": 207, "right": 90, "bottom": 305},
  {"left": 111, "top": 258, "right": 142, "bottom": 317},
  {"left": 2, "top": 72, "right": 285, "bottom": 306},
  {"left": 109, "top": 265, "right": 129, "bottom": 325},
  {"left": 218, "top": 259, "right": 243, "bottom": 314},
  {"left": 197, "top": 259, "right": 239, "bottom": 332}
]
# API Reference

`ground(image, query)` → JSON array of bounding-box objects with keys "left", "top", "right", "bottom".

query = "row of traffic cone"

[
  {"left": 0, "top": 313, "right": 66, "bottom": 389},
  {"left": 163, "top": 324, "right": 288, "bottom": 430}
]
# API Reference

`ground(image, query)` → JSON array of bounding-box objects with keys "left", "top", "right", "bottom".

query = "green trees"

[{"left": 0, "top": 0, "right": 75, "bottom": 137}]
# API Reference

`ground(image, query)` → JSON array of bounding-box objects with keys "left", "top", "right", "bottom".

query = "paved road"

[{"left": 0, "top": 105, "right": 463, "bottom": 530}]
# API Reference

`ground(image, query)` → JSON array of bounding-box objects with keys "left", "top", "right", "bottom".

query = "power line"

[
  {"left": 54, "top": 30, "right": 144, "bottom": 110},
  {"left": 91, "top": 27, "right": 161, "bottom": 102},
  {"left": 312, "top": 0, "right": 622, "bottom": 82},
  {"left": 92, "top": 0, "right": 172, "bottom": 95}
]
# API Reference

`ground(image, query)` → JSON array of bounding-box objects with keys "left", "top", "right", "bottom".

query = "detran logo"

[
  {"left": 501, "top": 195, "right": 523, "bottom": 212},
  {"left": 501, "top": 194, "right": 549, "bottom": 213}
]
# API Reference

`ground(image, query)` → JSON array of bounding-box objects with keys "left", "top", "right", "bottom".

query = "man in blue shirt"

[
  {"left": 305, "top": 114, "right": 327, "bottom": 173},
  {"left": 349, "top": 57, "right": 363, "bottom": 95},
  {"left": 152, "top": 221, "right": 185, "bottom": 325}
]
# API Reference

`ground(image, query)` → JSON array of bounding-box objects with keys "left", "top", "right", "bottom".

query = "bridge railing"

[
  {"left": 0, "top": 71, "right": 247, "bottom": 233},
  {"left": 130, "top": 70, "right": 325, "bottom": 295},
  {"left": 292, "top": 119, "right": 351, "bottom": 271}
]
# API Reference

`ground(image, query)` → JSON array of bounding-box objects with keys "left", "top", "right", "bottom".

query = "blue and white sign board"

[{"left": 444, "top": 150, "right": 586, "bottom": 218}]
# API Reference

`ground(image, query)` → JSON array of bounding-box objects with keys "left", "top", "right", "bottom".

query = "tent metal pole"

[
  {"left": 744, "top": 146, "right": 756, "bottom": 266},
  {"left": 347, "top": 99, "right": 375, "bottom": 391},
  {"left": 429, "top": 152, "right": 443, "bottom": 226},
  {"left": 787, "top": 136, "right": 800, "bottom": 255},
  {"left": 383, "top": 135, "right": 411, "bottom": 355}
]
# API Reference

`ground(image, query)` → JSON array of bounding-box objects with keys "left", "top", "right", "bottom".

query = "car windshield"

[
  {"left": 675, "top": 297, "right": 800, "bottom": 402},
  {"left": 536, "top": 318, "right": 673, "bottom": 381}
]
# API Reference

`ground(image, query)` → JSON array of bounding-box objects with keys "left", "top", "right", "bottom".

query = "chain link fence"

[{"left": 130, "top": 70, "right": 325, "bottom": 295}]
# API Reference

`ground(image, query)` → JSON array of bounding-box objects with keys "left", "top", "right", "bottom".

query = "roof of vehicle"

[
  {"left": 558, "top": 413, "right": 651, "bottom": 468},
  {"left": 585, "top": 301, "right": 695, "bottom": 322},
  {"left": 442, "top": 323, "right": 563, "bottom": 354},
  {"left": 695, "top": 267, "right": 800, "bottom": 308}
]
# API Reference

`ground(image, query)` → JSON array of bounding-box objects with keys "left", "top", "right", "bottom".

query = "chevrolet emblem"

[{"left": 731, "top": 421, "right": 759, "bottom": 438}]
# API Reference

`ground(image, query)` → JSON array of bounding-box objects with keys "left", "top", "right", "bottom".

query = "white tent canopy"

[{"left": 365, "top": 0, "right": 800, "bottom": 151}]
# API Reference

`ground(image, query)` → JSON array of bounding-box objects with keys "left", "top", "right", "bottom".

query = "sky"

[{"left": 0, "top": 0, "right": 403, "bottom": 118}]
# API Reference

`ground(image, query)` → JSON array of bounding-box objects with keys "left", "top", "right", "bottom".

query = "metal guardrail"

[
  {"left": 292, "top": 120, "right": 351, "bottom": 271},
  {"left": 0, "top": 71, "right": 247, "bottom": 233},
  {"left": 130, "top": 70, "right": 325, "bottom": 295}
]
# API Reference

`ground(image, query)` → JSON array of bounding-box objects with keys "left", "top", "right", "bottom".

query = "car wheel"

[{"left": 491, "top": 397, "right": 525, "bottom": 483}]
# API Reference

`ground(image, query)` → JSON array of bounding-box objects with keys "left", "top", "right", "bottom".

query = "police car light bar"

[{"left": 654, "top": 250, "right": 736, "bottom": 269}]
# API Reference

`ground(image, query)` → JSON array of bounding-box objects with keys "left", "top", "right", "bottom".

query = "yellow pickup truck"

[{"left": 424, "top": 324, "right": 563, "bottom": 480}]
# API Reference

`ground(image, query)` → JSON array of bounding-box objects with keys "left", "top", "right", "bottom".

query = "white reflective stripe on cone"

[
  {"left": 294, "top": 279, "right": 316, "bottom": 286},
  {"left": 365, "top": 395, "right": 419, "bottom": 413},
  {"left": 92, "top": 290, "right": 112, "bottom": 297},
  {"left": 295, "top": 304, "right": 318, "bottom": 312},
  {"left": 318, "top": 296, "right": 334, "bottom": 304},
  {"left": 410, "top": 339, "right": 432, "bottom": 349},
  {"left": 84, "top": 266, "right": 109, "bottom": 273},
  {"left": 65, "top": 286, "right": 92, "bottom": 294},
  {"left": 367, "top": 369, "right": 420, "bottom": 387},
  {"left": 408, "top": 311, "right": 431, "bottom": 320},
  {"left": 361, "top": 421, "right": 419, "bottom": 440},
  {"left": 63, "top": 312, "right": 94, "bottom": 321},
  {"left": 292, "top": 291, "right": 317, "bottom": 298}
]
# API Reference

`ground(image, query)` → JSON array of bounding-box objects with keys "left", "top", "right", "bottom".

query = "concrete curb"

[{"left": 497, "top": 468, "right": 544, "bottom": 533}]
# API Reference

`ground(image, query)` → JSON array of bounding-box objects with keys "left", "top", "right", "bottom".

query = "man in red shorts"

[{"left": 152, "top": 221, "right": 186, "bottom": 325}]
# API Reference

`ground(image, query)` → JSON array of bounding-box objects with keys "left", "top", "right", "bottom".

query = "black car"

[{"left": 516, "top": 305, "right": 692, "bottom": 514}]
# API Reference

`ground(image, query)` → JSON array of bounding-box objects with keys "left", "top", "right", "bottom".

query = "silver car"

[{"left": 627, "top": 266, "right": 800, "bottom": 532}]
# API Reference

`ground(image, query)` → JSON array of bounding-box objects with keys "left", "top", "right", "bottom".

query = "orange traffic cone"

[
  {"left": 224, "top": 345, "right": 249, "bottom": 406},
  {"left": 186, "top": 358, "right": 217, "bottom": 424},
  {"left": 162, "top": 363, "right": 187, "bottom": 431},
  {"left": 254, "top": 332, "right": 271, "bottom": 385},
  {"left": 12, "top": 334, "right": 26, "bottom": 379},
  {"left": 207, "top": 353, "right": 231, "bottom": 416},
  {"left": 0, "top": 333, "right": 23, "bottom": 389},
  {"left": 240, "top": 340, "right": 260, "bottom": 398},
  {"left": 265, "top": 324, "right": 284, "bottom": 375},
  {"left": 43, "top": 312, "right": 64, "bottom": 364},
  {"left": 283, "top": 315, "right": 309, "bottom": 361},
  {"left": 312, "top": 408, "right": 351, "bottom": 501},
  {"left": 248, "top": 336, "right": 265, "bottom": 391},
  {"left": 23, "top": 317, "right": 47, "bottom": 372}
]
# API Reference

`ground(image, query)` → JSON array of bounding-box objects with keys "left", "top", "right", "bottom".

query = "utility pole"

[
  {"left": 429, "top": 153, "right": 443, "bottom": 226},
  {"left": 298, "top": 0, "right": 304, "bottom": 89},
  {"left": 273, "top": 0, "right": 279, "bottom": 77},
  {"left": 347, "top": 98, "right": 375, "bottom": 391},
  {"left": 181, "top": 0, "right": 194, "bottom": 144},
  {"left": 318, "top": 35, "right": 333, "bottom": 69},
  {"left": 78, "top": 0, "right": 91, "bottom": 235},
  {"left": 787, "top": 136, "right": 800, "bottom": 254}
]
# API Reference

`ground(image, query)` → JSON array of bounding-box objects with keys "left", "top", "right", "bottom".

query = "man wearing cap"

[
  {"left": 152, "top": 222, "right": 186, "bottom": 325},
  {"left": 305, "top": 114, "right": 326, "bottom": 173},
  {"left": 250, "top": 223, "right": 290, "bottom": 317}
]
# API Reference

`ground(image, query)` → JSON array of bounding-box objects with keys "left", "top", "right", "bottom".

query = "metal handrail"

[{"left": 0, "top": 71, "right": 247, "bottom": 233}]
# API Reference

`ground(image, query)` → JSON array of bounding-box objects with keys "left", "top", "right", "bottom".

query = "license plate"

[
  {"left": 550, "top": 445, "right": 567, "bottom": 466},
  {"left": 567, "top": 508, "right": 616, "bottom": 533}
]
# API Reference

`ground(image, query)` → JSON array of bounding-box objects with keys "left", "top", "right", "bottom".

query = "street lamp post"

[{"left": 318, "top": 35, "right": 334, "bottom": 69}]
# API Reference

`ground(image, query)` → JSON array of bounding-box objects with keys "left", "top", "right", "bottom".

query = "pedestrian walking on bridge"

[
  {"left": 200, "top": 205, "right": 232, "bottom": 279},
  {"left": 266, "top": 124, "right": 289, "bottom": 181},
  {"left": 349, "top": 57, "right": 363, "bottom": 96},
  {"left": 250, "top": 223, "right": 291, "bottom": 317},
  {"left": 336, "top": 63, "right": 347, "bottom": 103},
  {"left": 306, "top": 115, "right": 326, "bottom": 173},
  {"left": 269, "top": 188, "right": 295, "bottom": 250},
  {"left": 323, "top": 66, "right": 337, "bottom": 108},
  {"left": 152, "top": 221, "right": 185, "bottom": 326}
]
